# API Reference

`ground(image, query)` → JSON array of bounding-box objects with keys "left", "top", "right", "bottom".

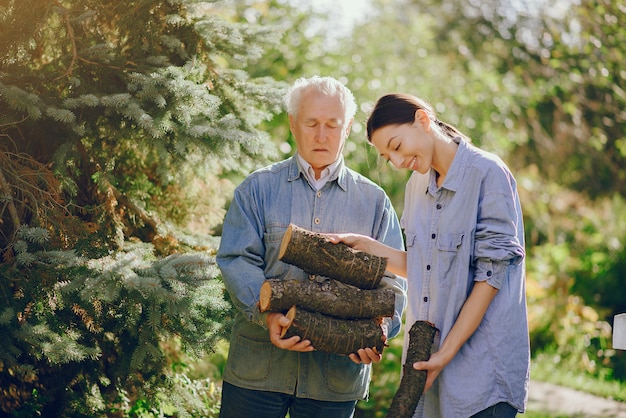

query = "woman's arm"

[
  {"left": 328, "top": 233, "right": 408, "bottom": 277},
  {"left": 414, "top": 280, "right": 499, "bottom": 391}
]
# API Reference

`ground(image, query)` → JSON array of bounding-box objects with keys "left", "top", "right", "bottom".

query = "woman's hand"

[
  {"left": 415, "top": 281, "right": 499, "bottom": 392},
  {"left": 327, "top": 233, "right": 379, "bottom": 254},
  {"left": 413, "top": 349, "right": 449, "bottom": 392},
  {"left": 327, "top": 233, "right": 408, "bottom": 278}
]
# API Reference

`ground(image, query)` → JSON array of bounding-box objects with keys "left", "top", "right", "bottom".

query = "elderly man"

[{"left": 216, "top": 76, "right": 406, "bottom": 418}]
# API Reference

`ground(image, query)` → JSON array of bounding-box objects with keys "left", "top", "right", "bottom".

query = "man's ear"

[
  {"left": 288, "top": 114, "right": 296, "bottom": 135},
  {"left": 344, "top": 119, "right": 354, "bottom": 137}
]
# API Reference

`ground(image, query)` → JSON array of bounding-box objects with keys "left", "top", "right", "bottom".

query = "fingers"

[
  {"left": 349, "top": 347, "right": 383, "bottom": 364},
  {"left": 266, "top": 312, "right": 315, "bottom": 352},
  {"left": 413, "top": 361, "right": 440, "bottom": 393},
  {"left": 273, "top": 335, "right": 315, "bottom": 352}
]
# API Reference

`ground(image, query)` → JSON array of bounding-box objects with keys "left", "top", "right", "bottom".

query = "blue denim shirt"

[
  {"left": 402, "top": 139, "right": 530, "bottom": 418},
  {"left": 216, "top": 154, "right": 406, "bottom": 401}
]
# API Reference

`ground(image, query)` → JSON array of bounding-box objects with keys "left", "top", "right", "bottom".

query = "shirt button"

[
  {"left": 426, "top": 265, "right": 431, "bottom": 270},
  {"left": 487, "top": 271, "right": 493, "bottom": 277},
  {"left": 431, "top": 233, "right": 436, "bottom": 239},
  {"left": 316, "top": 191, "right": 322, "bottom": 197},
  {"left": 423, "top": 297, "right": 428, "bottom": 302},
  {"left": 436, "top": 204, "right": 442, "bottom": 209},
  {"left": 314, "top": 218, "right": 320, "bottom": 225}
]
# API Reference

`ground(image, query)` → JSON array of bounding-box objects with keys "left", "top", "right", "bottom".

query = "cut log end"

[
  {"left": 278, "top": 224, "right": 294, "bottom": 260},
  {"left": 259, "top": 281, "right": 271, "bottom": 312}
]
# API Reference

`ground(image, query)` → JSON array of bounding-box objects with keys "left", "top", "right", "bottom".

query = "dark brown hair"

[{"left": 366, "top": 93, "right": 469, "bottom": 142}]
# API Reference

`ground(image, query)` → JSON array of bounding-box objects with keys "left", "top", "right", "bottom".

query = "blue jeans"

[
  {"left": 219, "top": 381, "right": 357, "bottom": 418},
  {"left": 470, "top": 402, "right": 517, "bottom": 418}
]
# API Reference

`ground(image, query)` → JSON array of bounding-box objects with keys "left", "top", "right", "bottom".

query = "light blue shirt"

[
  {"left": 401, "top": 138, "right": 530, "bottom": 417},
  {"left": 297, "top": 153, "right": 340, "bottom": 191},
  {"left": 216, "top": 154, "right": 406, "bottom": 401}
]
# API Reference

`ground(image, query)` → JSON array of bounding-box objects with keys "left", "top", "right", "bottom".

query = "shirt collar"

[
  {"left": 428, "top": 136, "right": 467, "bottom": 194},
  {"left": 289, "top": 154, "right": 347, "bottom": 190}
]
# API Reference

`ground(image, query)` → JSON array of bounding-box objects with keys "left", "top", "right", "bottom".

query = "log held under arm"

[
  {"left": 281, "top": 305, "right": 386, "bottom": 355},
  {"left": 259, "top": 277, "right": 395, "bottom": 319}
]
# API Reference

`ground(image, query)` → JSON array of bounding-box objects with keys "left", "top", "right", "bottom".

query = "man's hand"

[
  {"left": 266, "top": 312, "right": 315, "bottom": 352},
  {"left": 349, "top": 347, "right": 382, "bottom": 364},
  {"left": 349, "top": 323, "right": 386, "bottom": 364}
]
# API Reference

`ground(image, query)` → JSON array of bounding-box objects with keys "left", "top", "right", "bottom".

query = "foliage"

[
  {"left": 409, "top": 0, "right": 626, "bottom": 198},
  {"left": 0, "top": 0, "right": 286, "bottom": 415},
  {"left": 0, "top": 227, "right": 234, "bottom": 416},
  {"left": 1, "top": 0, "right": 626, "bottom": 414},
  {"left": 521, "top": 172, "right": 626, "bottom": 381}
]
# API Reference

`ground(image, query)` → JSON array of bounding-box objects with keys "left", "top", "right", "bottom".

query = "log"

[
  {"left": 278, "top": 224, "right": 387, "bottom": 290},
  {"left": 387, "top": 321, "right": 438, "bottom": 418},
  {"left": 259, "top": 277, "right": 395, "bottom": 319},
  {"left": 281, "top": 305, "right": 386, "bottom": 355}
]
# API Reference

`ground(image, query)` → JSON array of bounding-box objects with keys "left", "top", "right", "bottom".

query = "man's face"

[{"left": 289, "top": 89, "right": 352, "bottom": 178}]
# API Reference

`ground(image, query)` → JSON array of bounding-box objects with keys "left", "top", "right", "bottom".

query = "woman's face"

[{"left": 369, "top": 117, "right": 433, "bottom": 174}]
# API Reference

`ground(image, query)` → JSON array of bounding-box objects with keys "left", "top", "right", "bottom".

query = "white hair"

[{"left": 285, "top": 76, "right": 357, "bottom": 123}]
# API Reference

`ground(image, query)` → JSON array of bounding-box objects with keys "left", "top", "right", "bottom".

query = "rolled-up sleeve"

[{"left": 473, "top": 167, "right": 525, "bottom": 289}]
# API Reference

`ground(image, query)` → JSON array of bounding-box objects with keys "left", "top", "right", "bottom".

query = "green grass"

[{"left": 530, "top": 353, "right": 626, "bottom": 402}]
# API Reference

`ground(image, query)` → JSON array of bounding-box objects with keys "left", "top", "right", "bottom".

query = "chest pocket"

[
  {"left": 437, "top": 233, "right": 464, "bottom": 287},
  {"left": 264, "top": 225, "right": 289, "bottom": 279}
]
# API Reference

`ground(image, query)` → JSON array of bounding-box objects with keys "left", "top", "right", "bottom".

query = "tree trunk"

[
  {"left": 387, "top": 321, "right": 438, "bottom": 418},
  {"left": 259, "top": 277, "right": 395, "bottom": 319},
  {"left": 278, "top": 224, "right": 387, "bottom": 290},
  {"left": 281, "top": 305, "right": 386, "bottom": 355}
]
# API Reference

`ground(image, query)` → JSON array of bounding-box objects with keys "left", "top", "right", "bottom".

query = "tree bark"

[
  {"left": 281, "top": 305, "right": 386, "bottom": 355},
  {"left": 259, "top": 277, "right": 395, "bottom": 319},
  {"left": 387, "top": 321, "right": 438, "bottom": 418},
  {"left": 278, "top": 224, "right": 387, "bottom": 290}
]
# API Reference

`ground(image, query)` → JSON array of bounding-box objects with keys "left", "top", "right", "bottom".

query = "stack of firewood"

[
  {"left": 258, "top": 223, "right": 395, "bottom": 355},
  {"left": 259, "top": 224, "right": 439, "bottom": 417}
]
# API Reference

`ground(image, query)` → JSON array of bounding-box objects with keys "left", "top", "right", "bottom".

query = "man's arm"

[{"left": 216, "top": 185, "right": 268, "bottom": 327}]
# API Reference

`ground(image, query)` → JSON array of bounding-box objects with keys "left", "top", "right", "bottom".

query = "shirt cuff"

[{"left": 474, "top": 258, "right": 507, "bottom": 289}]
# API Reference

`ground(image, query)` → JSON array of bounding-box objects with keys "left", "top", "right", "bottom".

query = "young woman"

[{"left": 330, "top": 93, "right": 530, "bottom": 418}]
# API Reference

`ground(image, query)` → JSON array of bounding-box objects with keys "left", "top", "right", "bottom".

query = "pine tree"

[{"left": 0, "top": 0, "right": 286, "bottom": 415}]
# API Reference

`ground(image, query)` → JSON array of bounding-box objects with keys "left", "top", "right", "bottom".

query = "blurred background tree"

[
  {"left": 1, "top": 0, "right": 625, "bottom": 416},
  {"left": 246, "top": 0, "right": 626, "bottom": 414}
]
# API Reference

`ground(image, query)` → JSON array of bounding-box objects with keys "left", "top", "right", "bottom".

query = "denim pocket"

[
  {"left": 324, "top": 354, "right": 367, "bottom": 395},
  {"left": 229, "top": 335, "right": 275, "bottom": 381}
]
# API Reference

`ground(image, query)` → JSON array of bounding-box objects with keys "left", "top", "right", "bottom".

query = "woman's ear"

[{"left": 414, "top": 109, "right": 431, "bottom": 131}]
